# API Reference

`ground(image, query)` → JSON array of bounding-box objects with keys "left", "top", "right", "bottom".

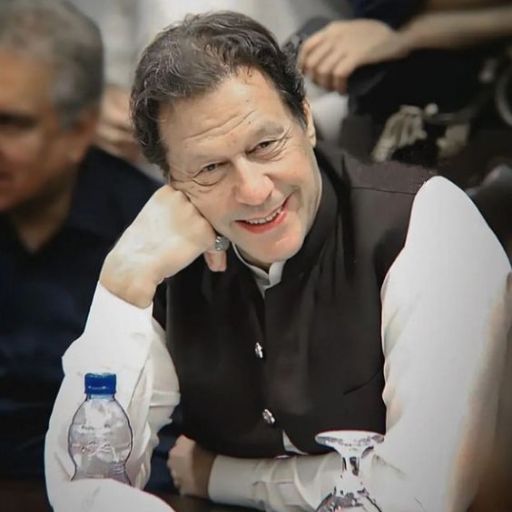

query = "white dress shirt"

[{"left": 45, "top": 177, "right": 512, "bottom": 512}]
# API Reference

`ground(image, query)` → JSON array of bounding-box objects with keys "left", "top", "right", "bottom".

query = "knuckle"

[
  {"left": 333, "top": 68, "right": 346, "bottom": 79},
  {"left": 302, "top": 63, "right": 314, "bottom": 75},
  {"left": 301, "top": 39, "right": 314, "bottom": 53},
  {"left": 317, "top": 65, "right": 330, "bottom": 76}
]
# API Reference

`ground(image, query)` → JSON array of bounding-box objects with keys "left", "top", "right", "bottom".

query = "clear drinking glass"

[{"left": 314, "top": 430, "right": 384, "bottom": 512}]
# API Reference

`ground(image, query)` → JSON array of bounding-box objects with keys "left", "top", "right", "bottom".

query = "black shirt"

[{"left": 0, "top": 148, "right": 159, "bottom": 478}]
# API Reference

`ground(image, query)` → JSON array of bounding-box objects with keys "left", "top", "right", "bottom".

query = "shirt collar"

[{"left": 232, "top": 244, "right": 285, "bottom": 294}]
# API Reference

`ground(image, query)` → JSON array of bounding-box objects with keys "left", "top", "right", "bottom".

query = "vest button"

[
  {"left": 254, "top": 342, "right": 265, "bottom": 359},
  {"left": 262, "top": 408, "right": 276, "bottom": 426}
]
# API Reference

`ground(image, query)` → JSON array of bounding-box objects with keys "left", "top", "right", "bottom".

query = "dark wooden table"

[
  {"left": 1, "top": 479, "right": 251, "bottom": 512},
  {"left": 3, "top": 476, "right": 511, "bottom": 512}
]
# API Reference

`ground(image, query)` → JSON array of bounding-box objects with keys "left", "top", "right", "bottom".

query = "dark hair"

[
  {"left": 131, "top": 11, "right": 306, "bottom": 175},
  {"left": 0, "top": 0, "right": 103, "bottom": 127}
]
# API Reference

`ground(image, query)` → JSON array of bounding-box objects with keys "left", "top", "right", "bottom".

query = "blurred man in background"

[{"left": 0, "top": 0, "right": 158, "bottom": 481}]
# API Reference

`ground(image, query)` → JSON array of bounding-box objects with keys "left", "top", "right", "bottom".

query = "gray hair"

[
  {"left": 131, "top": 11, "right": 306, "bottom": 176},
  {"left": 0, "top": 0, "right": 103, "bottom": 126}
]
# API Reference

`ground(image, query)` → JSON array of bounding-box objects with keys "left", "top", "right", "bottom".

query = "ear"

[
  {"left": 65, "top": 106, "right": 99, "bottom": 165},
  {"left": 302, "top": 100, "right": 317, "bottom": 147}
]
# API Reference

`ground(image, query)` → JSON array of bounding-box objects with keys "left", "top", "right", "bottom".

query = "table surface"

[
  {"left": 0, "top": 479, "right": 250, "bottom": 512},
  {"left": 3, "top": 476, "right": 510, "bottom": 512}
]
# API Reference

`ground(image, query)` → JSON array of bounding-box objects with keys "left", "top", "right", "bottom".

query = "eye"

[
  {"left": 201, "top": 162, "right": 220, "bottom": 173},
  {"left": 252, "top": 140, "right": 276, "bottom": 152},
  {"left": 0, "top": 114, "right": 37, "bottom": 134},
  {"left": 194, "top": 161, "right": 227, "bottom": 185}
]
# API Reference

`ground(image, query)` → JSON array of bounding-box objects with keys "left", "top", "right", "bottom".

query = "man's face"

[
  {"left": 159, "top": 69, "right": 322, "bottom": 268},
  {"left": 0, "top": 50, "right": 88, "bottom": 213}
]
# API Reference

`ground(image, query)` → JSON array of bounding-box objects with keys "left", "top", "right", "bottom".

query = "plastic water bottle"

[{"left": 68, "top": 373, "right": 132, "bottom": 484}]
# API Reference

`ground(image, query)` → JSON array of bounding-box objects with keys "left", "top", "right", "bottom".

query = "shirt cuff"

[{"left": 208, "top": 455, "right": 260, "bottom": 508}]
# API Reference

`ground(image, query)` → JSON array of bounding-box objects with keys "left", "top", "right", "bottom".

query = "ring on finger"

[{"left": 214, "top": 235, "right": 230, "bottom": 252}]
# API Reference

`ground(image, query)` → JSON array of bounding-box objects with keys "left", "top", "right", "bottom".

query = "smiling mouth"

[
  {"left": 236, "top": 198, "right": 289, "bottom": 233},
  {"left": 244, "top": 205, "right": 284, "bottom": 225}
]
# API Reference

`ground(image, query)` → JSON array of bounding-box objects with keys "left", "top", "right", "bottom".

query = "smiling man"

[{"left": 46, "top": 11, "right": 512, "bottom": 512}]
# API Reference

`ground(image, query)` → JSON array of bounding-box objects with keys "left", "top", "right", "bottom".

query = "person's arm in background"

[
  {"left": 68, "top": 0, "right": 141, "bottom": 164},
  {"left": 298, "top": 3, "right": 512, "bottom": 92},
  {"left": 92, "top": 0, "right": 141, "bottom": 164},
  {"left": 400, "top": 4, "right": 512, "bottom": 51},
  {"left": 426, "top": 0, "right": 509, "bottom": 11},
  {"left": 168, "top": 177, "right": 512, "bottom": 512},
  {"left": 95, "top": 84, "right": 141, "bottom": 165}
]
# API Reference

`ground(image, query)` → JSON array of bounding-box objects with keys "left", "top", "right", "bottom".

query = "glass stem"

[{"left": 339, "top": 455, "right": 365, "bottom": 496}]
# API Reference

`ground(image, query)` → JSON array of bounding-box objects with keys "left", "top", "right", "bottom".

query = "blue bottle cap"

[{"left": 84, "top": 373, "right": 116, "bottom": 395}]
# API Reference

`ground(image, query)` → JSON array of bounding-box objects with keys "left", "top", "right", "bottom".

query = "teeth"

[{"left": 246, "top": 206, "right": 282, "bottom": 225}]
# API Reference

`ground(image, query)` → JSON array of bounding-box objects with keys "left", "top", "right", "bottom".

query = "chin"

[{"left": 244, "top": 234, "right": 305, "bottom": 268}]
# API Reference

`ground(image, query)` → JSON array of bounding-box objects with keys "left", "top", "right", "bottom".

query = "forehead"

[
  {"left": 0, "top": 49, "right": 53, "bottom": 113},
  {"left": 159, "top": 69, "right": 295, "bottom": 160}
]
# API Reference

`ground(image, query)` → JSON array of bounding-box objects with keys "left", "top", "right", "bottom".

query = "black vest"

[{"left": 162, "top": 145, "right": 432, "bottom": 458}]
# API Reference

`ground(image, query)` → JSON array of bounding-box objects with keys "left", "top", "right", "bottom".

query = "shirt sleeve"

[
  {"left": 44, "top": 283, "right": 180, "bottom": 512},
  {"left": 373, "top": 176, "right": 511, "bottom": 511},
  {"left": 208, "top": 177, "right": 511, "bottom": 512}
]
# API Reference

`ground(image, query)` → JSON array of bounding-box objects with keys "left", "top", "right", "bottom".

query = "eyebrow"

[
  {"left": 251, "top": 122, "right": 287, "bottom": 139},
  {"left": 189, "top": 122, "right": 288, "bottom": 164}
]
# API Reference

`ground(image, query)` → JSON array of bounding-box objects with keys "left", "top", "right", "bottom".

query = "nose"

[{"left": 232, "top": 158, "right": 273, "bottom": 206}]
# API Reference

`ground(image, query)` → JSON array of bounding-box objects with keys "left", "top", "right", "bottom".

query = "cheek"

[
  {"left": 279, "top": 142, "right": 315, "bottom": 181},
  {"left": 177, "top": 182, "right": 231, "bottom": 228},
  {"left": 283, "top": 157, "right": 318, "bottom": 201},
  {"left": 2, "top": 135, "right": 42, "bottom": 167},
  {"left": 177, "top": 181, "right": 213, "bottom": 206}
]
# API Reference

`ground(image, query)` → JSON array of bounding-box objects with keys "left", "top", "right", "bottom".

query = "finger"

[
  {"left": 94, "top": 139, "right": 130, "bottom": 161},
  {"left": 204, "top": 250, "right": 227, "bottom": 272},
  {"left": 117, "top": 140, "right": 143, "bottom": 165},
  {"left": 173, "top": 477, "right": 182, "bottom": 494},
  {"left": 297, "top": 30, "right": 326, "bottom": 69},
  {"left": 99, "top": 105, "right": 134, "bottom": 132},
  {"left": 332, "top": 59, "right": 354, "bottom": 94},
  {"left": 102, "top": 86, "right": 132, "bottom": 127},
  {"left": 107, "top": 119, "right": 134, "bottom": 135},
  {"left": 301, "top": 41, "right": 334, "bottom": 76},
  {"left": 97, "top": 121, "right": 134, "bottom": 143},
  {"left": 172, "top": 434, "right": 188, "bottom": 452},
  {"left": 94, "top": 135, "right": 141, "bottom": 164},
  {"left": 332, "top": 75, "right": 348, "bottom": 94},
  {"left": 312, "top": 49, "right": 347, "bottom": 91}
]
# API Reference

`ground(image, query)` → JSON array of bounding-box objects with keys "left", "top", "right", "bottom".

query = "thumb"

[{"left": 204, "top": 251, "right": 227, "bottom": 272}]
